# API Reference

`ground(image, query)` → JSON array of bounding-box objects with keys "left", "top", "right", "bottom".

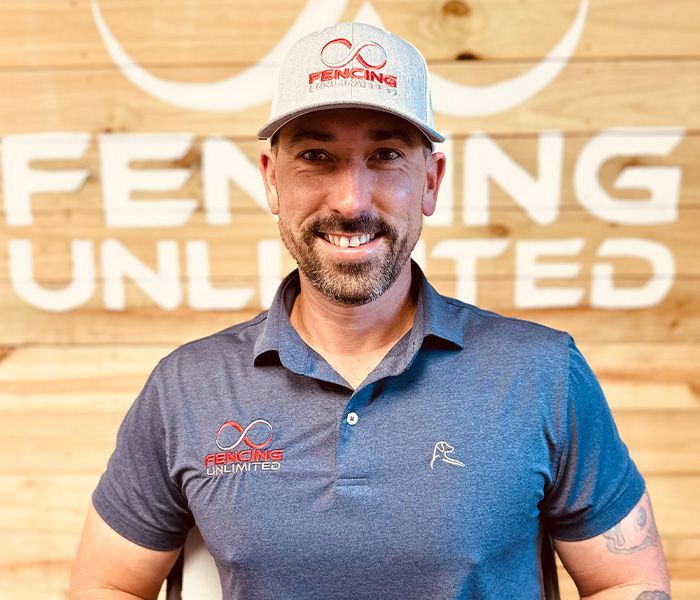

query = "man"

[{"left": 72, "top": 22, "right": 671, "bottom": 599}]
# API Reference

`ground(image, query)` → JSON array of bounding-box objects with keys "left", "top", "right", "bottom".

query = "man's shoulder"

[
  {"left": 437, "top": 291, "right": 572, "bottom": 353},
  {"left": 155, "top": 310, "right": 270, "bottom": 372}
]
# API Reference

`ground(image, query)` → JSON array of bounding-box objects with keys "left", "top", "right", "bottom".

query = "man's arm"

[
  {"left": 553, "top": 489, "right": 671, "bottom": 599},
  {"left": 70, "top": 504, "right": 181, "bottom": 599}
]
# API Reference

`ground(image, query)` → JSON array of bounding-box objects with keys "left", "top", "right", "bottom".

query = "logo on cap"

[
  {"left": 320, "top": 38, "right": 387, "bottom": 69},
  {"left": 309, "top": 36, "right": 397, "bottom": 91}
]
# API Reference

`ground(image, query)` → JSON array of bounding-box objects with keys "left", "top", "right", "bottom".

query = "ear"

[
  {"left": 421, "top": 151, "right": 446, "bottom": 217},
  {"left": 259, "top": 149, "right": 279, "bottom": 215}
]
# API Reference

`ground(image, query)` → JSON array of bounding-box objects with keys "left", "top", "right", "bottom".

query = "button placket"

[{"left": 335, "top": 386, "right": 377, "bottom": 486}]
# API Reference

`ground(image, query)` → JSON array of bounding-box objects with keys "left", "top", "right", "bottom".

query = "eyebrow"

[
  {"left": 286, "top": 130, "right": 335, "bottom": 148},
  {"left": 367, "top": 128, "right": 417, "bottom": 147},
  {"left": 286, "top": 127, "right": 417, "bottom": 148}
]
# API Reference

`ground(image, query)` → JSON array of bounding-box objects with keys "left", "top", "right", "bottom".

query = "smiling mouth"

[{"left": 321, "top": 232, "right": 377, "bottom": 248}]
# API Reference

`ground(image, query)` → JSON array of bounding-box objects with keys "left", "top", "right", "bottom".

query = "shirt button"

[{"left": 346, "top": 412, "right": 359, "bottom": 425}]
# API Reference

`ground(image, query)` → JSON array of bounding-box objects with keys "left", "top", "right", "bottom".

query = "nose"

[{"left": 325, "top": 160, "right": 373, "bottom": 218}]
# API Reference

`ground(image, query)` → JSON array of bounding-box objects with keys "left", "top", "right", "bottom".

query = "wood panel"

[
  {"left": 0, "top": 0, "right": 698, "bottom": 597},
  {"left": 1, "top": 0, "right": 699, "bottom": 68},
  {"left": 0, "top": 346, "right": 171, "bottom": 411},
  {"left": 0, "top": 59, "right": 697, "bottom": 135},
  {"left": 0, "top": 277, "right": 698, "bottom": 345},
  {"left": 578, "top": 342, "right": 700, "bottom": 409},
  {"left": 1, "top": 216, "right": 696, "bottom": 278},
  {"left": 0, "top": 129, "right": 695, "bottom": 346},
  {"left": 1, "top": 130, "right": 696, "bottom": 285}
]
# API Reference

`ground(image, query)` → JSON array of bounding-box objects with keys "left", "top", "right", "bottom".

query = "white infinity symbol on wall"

[{"left": 90, "top": 0, "right": 588, "bottom": 116}]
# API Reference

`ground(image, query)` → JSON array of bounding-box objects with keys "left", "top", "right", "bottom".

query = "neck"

[{"left": 289, "top": 262, "right": 418, "bottom": 359}]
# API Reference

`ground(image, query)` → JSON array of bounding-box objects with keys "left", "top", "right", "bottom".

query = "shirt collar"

[
  {"left": 414, "top": 261, "right": 465, "bottom": 350},
  {"left": 253, "top": 261, "right": 465, "bottom": 370}
]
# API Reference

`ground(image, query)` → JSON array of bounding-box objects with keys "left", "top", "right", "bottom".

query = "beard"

[{"left": 278, "top": 212, "right": 420, "bottom": 306}]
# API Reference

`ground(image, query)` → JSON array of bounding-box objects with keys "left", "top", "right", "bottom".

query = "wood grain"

[
  {"left": 1, "top": 0, "right": 699, "bottom": 68},
  {"left": 0, "top": 0, "right": 698, "bottom": 597},
  {"left": 0, "top": 276, "right": 697, "bottom": 344},
  {"left": 1, "top": 131, "right": 696, "bottom": 211},
  {"left": 1, "top": 218, "right": 696, "bottom": 278},
  {"left": 0, "top": 59, "right": 697, "bottom": 136}
]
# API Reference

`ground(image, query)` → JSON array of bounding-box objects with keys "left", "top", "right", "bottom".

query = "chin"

[{"left": 305, "top": 262, "right": 399, "bottom": 306}]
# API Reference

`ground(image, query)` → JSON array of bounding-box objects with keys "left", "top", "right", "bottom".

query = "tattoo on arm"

[
  {"left": 635, "top": 592, "right": 670, "bottom": 600},
  {"left": 602, "top": 490, "right": 661, "bottom": 555}
]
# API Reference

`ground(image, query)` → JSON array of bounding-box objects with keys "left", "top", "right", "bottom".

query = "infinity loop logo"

[
  {"left": 91, "top": 0, "right": 589, "bottom": 115},
  {"left": 320, "top": 38, "right": 387, "bottom": 69},
  {"left": 215, "top": 418, "right": 273, "bottom": 451}
]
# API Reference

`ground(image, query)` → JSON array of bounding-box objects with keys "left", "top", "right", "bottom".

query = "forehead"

[{"left": 278, "top": 108, "right": 424, "bottom": 147}]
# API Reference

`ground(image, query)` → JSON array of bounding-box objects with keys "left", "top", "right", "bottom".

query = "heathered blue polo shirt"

[{"left": 93, "top": 262, "right": 645, "bottom": 599}]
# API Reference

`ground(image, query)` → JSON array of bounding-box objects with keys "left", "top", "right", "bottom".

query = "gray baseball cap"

[{"left": 257, "top": 22, "right": 445, "bottom": 143}]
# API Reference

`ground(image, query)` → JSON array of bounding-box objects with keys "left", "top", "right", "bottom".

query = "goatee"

[{"left": 278, "top": 213, "right": 419, "bottom": 306}]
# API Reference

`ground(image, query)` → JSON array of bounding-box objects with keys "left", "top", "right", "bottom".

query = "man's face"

[{"left": 260, "top": 108, "right": 445, "bottom": 306}]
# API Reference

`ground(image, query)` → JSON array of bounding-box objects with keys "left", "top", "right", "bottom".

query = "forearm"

[{"left": 581, "top": 584, "right": 671, "bottom": 599}]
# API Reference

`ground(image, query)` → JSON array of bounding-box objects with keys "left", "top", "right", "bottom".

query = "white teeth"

[{"left": 323, "top": 233, "right": 376, "bottom": 248}]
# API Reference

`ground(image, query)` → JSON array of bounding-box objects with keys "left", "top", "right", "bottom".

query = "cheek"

[
  {"left": 278, "top": 166, "right": 323, "bottom": 192},
  {"left": 276, "top": 185, "right": 315, "bottom": 217},
  {"left": 277, "top": 177, "right": 325, "bottom": 215},
  {"left": 374, "top": 169, "right": 422, "bottom": 199}
]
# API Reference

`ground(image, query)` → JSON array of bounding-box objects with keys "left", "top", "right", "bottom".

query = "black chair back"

[{"left": 541, "top": 531, "right": 561, "bottom": 600}]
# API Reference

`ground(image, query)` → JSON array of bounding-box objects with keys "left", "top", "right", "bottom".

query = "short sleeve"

[
  {"left": 541, "top": 336, "right": 646, "bottom": 541},
  {"left": 92, "top": 364, "right": 194, "bottom": 550}
]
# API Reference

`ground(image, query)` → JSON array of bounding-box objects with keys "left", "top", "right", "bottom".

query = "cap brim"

[{"left": 257, "top": 101, "right": 445, "bottom": 144}]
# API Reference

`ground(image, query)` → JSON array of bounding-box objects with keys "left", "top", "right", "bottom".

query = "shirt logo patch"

[
  {"left": 204, "top": 418, "right": 285, "bottom": 477},
  {"left": 215, "top": 418, "right": 272, "bottom": 450},
  {"left": 430, "top": 440, "right": 465, "bottom": 469}
]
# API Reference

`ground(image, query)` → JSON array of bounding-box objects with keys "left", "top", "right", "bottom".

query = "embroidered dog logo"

[{"left": 430, "top": 441, "right": 465, "bottom": 469}]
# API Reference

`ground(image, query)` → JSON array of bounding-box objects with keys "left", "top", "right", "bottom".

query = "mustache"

[{"left": 308, "top": 214, "right": 393, "bottom": 236}]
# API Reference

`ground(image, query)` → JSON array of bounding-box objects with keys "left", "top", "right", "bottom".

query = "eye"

[
  {"left": 372, "top": 148, "right": 402, "bottom": 161},
  {"left": 299, "top": 149, "right": 331, "bottom": 162}
]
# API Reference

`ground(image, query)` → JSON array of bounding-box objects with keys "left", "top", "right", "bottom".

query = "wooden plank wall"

[{"left": 0, "top": 1, "right": 698, "bottom": 597}]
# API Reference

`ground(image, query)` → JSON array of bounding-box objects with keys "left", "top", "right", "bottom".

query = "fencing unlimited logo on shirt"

[{"left": 204, "top": 418, "right": 285, "bottom": 477}]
